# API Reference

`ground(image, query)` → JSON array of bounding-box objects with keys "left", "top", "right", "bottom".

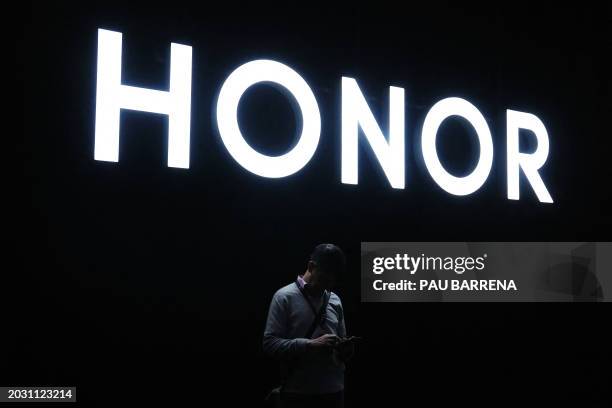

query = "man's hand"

[{"left": 307, "top": 334, "right": 339, "bottom": 349}]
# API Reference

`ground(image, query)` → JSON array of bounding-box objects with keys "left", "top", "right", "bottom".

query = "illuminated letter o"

[
  {"left": 216, "top": 59, "right": 321, "bottom": 178},
  {"left": 421, "top": 97, "right": 493, "bottom": 196}
]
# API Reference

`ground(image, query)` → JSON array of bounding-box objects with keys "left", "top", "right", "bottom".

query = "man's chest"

[{"left": 287, "top": 295, "right": 342, "bottom": 336}]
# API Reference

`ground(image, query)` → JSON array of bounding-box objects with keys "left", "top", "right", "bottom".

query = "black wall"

[{"left": 17, "top": 2, "right": 611, "bottom": 406}]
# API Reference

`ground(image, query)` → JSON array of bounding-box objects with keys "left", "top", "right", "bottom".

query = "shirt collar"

[
  {"left": 297, "top": 274, "right": 307, "bottom": 289},
  {"left": 297, "top": 274, "right": 325, "bottom": 297}
]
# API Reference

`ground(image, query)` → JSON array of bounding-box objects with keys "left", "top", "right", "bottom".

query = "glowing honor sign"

[{"left": 94, "top": 28, "right": 553, "bottom": 203}]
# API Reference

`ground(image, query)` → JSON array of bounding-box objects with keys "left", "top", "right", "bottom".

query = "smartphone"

[{"left": 338, "top": 336, "right": 362, "bottom": 344}]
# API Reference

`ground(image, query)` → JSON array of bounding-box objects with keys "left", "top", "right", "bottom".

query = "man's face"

[{"left": 312, "top": 263, "right": 338, "bottom": 290}]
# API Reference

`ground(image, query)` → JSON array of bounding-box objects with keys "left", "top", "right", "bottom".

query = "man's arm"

[
  {"left": 262, "top": 293, "right": 310, "bottom": 360},
  {"left": 337, "top": 298, "right": 347, "bottom": 338}
]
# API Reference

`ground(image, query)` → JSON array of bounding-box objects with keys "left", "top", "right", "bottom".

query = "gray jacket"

[{"left": 263, "top": 281, "right": 346, "bottom": 394}]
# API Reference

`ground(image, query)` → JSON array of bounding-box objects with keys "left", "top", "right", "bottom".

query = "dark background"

[{"left": 16, "top": 1, "right": 611, "bottom": 406}]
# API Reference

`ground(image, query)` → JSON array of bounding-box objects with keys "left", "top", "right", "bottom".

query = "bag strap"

[
  {"left": 295, "top": 279, "right": 330, "bottom": 337},
  {"left": 279, "top": 280, "right": 330, "bottom": 391}
]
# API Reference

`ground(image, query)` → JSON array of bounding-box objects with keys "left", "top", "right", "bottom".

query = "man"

[{"left": 263, "top": 243, "right": 354, "bottom": 408}]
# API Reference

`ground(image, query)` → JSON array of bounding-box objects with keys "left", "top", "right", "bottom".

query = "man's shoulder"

[
  {"left": 328, "top": 291, "right": 343, "bottom": 306},
  {"left": 273, "top": 281, "right": 300, "bottom": 300}
]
